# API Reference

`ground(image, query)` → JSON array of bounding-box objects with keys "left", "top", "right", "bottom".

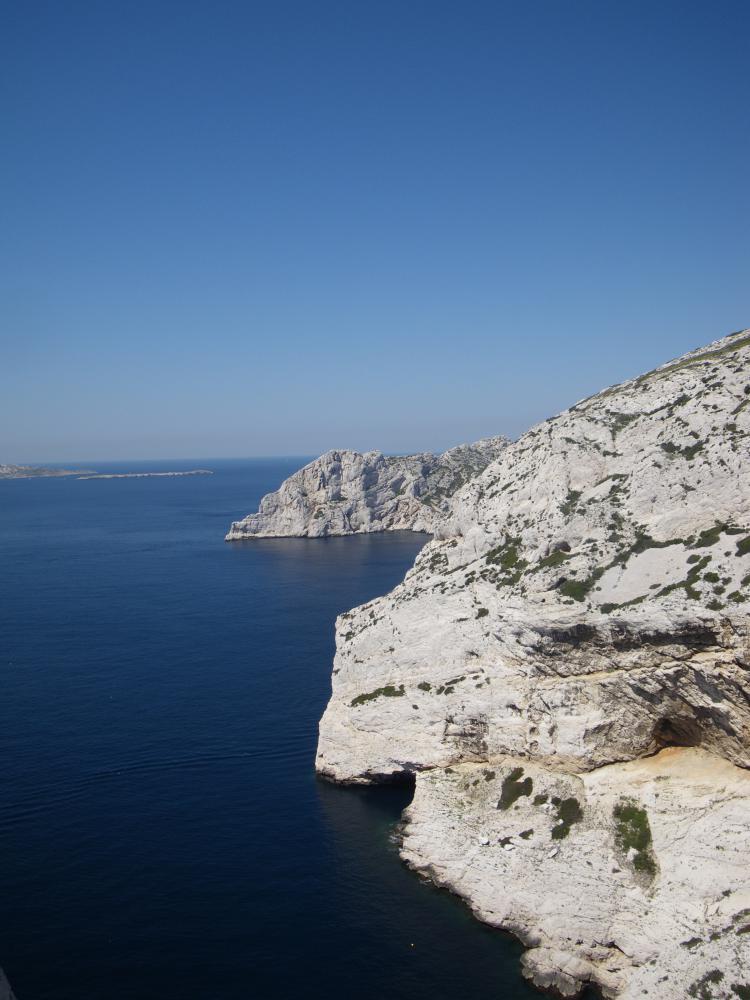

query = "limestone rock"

[
  {"left": 400, "top": 749, "right": 750, "bottom": 1000},
  {"left": 317, "top": 331, "right": 750, "bottom": 782},
  {"left": 314, "top": 329, "right": 750, "bottom": 997},
  {"left": 225, "top": 437, "right": 509, "bottom": 539}
]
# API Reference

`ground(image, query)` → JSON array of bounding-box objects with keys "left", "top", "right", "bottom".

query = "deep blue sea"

[{"left": 0, "top": 459, "right": 541, "bottom": 1000}]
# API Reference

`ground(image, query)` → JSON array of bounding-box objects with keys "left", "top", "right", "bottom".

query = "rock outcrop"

[
  {"left": 225, "top": 437, "right": 509, "bottom": 540},
  {"left": 401, "top": 748, "right": 750, "bottom": 1000},
  {"left": 0, "top": 966, "right": 16, "bottom": 1000},
  {"left": 315, "top": 329, "right": 750, "bottom": 998}
]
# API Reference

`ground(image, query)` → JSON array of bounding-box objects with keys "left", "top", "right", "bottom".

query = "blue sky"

[{"left": 2, "top": 0, "right": 748, "bottom": 462}]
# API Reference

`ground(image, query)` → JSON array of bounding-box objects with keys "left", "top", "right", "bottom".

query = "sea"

[{"left": 0, "top": 459, "right": 544, "bottom": 999}]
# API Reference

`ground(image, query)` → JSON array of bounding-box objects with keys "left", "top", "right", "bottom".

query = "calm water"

[{"left": 0, "top": 459, "right": 539, "bottom": 1000}]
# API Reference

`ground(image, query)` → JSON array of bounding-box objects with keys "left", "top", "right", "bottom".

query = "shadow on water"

[
  {"left": 316, "top": 777, "right": 603, "bottom": 1000},
  {"left": 314, "top": 776, "right": 536, "bottom": 999}
]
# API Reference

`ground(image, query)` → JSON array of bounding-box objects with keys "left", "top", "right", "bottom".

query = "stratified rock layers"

[
  {"left": 225, "top": 438, "right": 509, "bottom": 540},
  {"left": 316, "top": 330, "right": 750, "bottom": 999}
]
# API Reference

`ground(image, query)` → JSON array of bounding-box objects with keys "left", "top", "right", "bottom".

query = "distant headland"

[
  {"left": 1, "top": 464, "right": 213, "bottom": 481},
  {"left": 0, "top": 463, "right": 95, "bottom": 479},
  {"left": 77, "top": 470, "right": 213, "bottom": 480}
]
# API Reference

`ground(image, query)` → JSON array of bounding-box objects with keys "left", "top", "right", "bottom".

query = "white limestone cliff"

[
  {"left": 315, "top": 329, "right": 750, "bottom": 998},
  {"left": 225, "top": 437, "right": 509, "bottom": 540},
  {"left": 401, "top": 749, "right": 750, "bottom": 1000}
]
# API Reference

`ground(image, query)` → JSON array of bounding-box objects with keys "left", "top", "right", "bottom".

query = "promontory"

[
  {"left": 226, "top": 437, "right": 509, "bottom": 540},
  {"left": 232, "top": 329, "right": 750, "bottom": 999}
]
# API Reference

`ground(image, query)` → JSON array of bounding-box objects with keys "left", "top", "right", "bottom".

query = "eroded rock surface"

[
  {"left": 315, "top": 329, "right": 750, "bottom": 997},
  {"left": 225, "top": 438, "right": 509, "bottom": 540},
  {"left": 402, "top": 749, "right": 750, "bottom": 999}
]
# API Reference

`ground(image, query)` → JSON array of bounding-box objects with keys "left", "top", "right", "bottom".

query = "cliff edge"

[{"left": 316, "top": 329, "right": 750, "bottom": 999}]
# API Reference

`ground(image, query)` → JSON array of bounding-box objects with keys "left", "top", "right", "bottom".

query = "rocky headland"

[
  {"left": 227, "top": 329, "right": 750, "bottom": 997},
  {"left": 311, "top": 330, "right": 750, "bottom": 998},
  {"left": 225, "top": 438, "right": 509, "bottom": 540}
]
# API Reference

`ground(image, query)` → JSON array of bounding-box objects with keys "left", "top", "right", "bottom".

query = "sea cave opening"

[{"left": 652, "top": 715, "right": 702, "bottom": 749}]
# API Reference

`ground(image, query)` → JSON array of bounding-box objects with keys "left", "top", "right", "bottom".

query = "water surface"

[{"left": 0, "top": 459, "right": 540, "bottom": 999}]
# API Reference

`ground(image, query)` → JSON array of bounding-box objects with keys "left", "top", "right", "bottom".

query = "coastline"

[
  {"left": 310, "top": 330, "right": 750, "bottom": 998},
  {"left": 0, "top": 467, "right": 94, "bottom": 479},
  {"left": 77, "top": 469, "right": 213, "bottom": 480}
]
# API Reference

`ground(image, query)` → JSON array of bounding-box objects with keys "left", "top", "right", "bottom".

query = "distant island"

[
  {"left": 78, "top": 470, "right": 213, "bottom": 480},
  {"left": 1, "top": 464, "right": 213, "bottom": 481},
  {"left": 0, "top": 463, "right": 95, "bottom": 479}
]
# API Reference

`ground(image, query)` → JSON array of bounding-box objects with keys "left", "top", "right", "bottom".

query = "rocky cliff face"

[
  {"left": 401, "top": 748, "right": 750, "bottom": 1000},
  {"left": 225, "top": 437, "right": 509, "bottom": 539},
  {"left": 315, "top": 329, "right": 750, "bottom": 999}
]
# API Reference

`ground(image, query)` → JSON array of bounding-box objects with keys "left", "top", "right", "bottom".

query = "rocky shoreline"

[
  {"left": 319, "top": 331, "right": 750, "bottom": 996},
  {"left": 400, "top": 748, "right": 750, "bottom": 998},
  {"left": 238, "top": 329, "right": 750, "bottom": 998}
]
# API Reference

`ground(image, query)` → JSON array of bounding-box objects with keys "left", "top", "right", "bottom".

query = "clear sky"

[{"left": 2, "top": 1, "right": 748, "bottom": 463}]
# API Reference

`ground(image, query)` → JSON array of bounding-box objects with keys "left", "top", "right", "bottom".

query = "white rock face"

[
  {"left": 226, "top": 439, "right": 509, "bottom": 540},
  {"left": 401, "top": 749, "right": 750, "bottom": 999},
  {"left": 314, "top": 329, "right": 750, "bottom": 997}
]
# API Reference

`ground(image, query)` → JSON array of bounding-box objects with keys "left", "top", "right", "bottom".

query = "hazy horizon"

[
  {"left": 5, "top": 325, "right": 748, "bottom": 465},
  {"left": 3, "top": 1, "right": 748, "bottom": 463}
]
